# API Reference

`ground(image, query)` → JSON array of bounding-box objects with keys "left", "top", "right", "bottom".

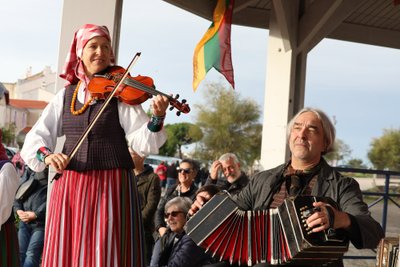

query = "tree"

[
  {"left": 324, "top": 139, "right": 352, "bottom": 166},
  {"left": 159, "top": 122, "right": 203, "bottom": 158},
  {"left": 368, "top": 128, "right": 400, "bottom": 171},
  {"left": 193, "top": 83, "right": 262, "bottom": 169},
  {"left": 1, "top": 123, "right": 16, "bottom": 146},
  {"left": 346, "top": 158, "right": 367, "bottom": 169}
]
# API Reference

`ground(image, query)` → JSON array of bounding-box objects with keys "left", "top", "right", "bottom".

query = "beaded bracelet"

[
  {"left": 147, "top": 114, "right": 165, "bottom": 132},
  {"left": 36, "top": 147, "right": 52, "bottom": 162}
]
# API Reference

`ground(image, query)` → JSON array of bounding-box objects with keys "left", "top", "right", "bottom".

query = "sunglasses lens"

[
  {"left": 178, "top": 168, "right": 191, "bottom": 174},
  {"left": 164, "top": 211, "right": 183, "bottom": 218}
]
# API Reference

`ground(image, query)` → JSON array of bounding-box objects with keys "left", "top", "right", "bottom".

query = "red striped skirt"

[{"left": 42, "top": 169, "right": 144, "bottom": 267}]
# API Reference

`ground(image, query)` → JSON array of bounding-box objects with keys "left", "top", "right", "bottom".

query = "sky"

[{"left": 1, "top": 0, "right": 400, "bottom": 166}]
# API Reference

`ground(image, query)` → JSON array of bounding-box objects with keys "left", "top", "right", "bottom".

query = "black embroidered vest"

[{"left": 62, "top": 84, "right": 133, "bottom": 171}]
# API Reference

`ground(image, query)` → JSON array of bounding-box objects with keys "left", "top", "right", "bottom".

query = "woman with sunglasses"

[
  {"left": 150, "top": 197, "right": 212, "bottom": 267},
  {"left": 155, "top": 159, "right": 199, "bottom": 237}
]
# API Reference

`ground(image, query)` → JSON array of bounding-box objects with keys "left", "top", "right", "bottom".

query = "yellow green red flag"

[{"left": 193, "top": 0, "right": 235, "bottom": 91}]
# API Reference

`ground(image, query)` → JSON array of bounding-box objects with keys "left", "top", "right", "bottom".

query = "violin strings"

[{"left": 124, "top": 78, "right": 170, "bottom": 99}]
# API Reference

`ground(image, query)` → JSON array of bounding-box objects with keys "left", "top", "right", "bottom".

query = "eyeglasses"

[
  {"left": 177, "top": 168, "right": 192, "bottom": 174},
  {"left": 164, "top": 211, "right": 184, "bottom": 218}
]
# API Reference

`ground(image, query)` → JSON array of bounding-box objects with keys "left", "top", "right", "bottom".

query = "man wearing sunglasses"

[{"left": 205, "top": 153, "right": 249, "bottom": 195}]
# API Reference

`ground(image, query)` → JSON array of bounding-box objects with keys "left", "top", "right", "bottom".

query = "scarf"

[
  {"left": 283, "top": 161, "right": 322, "bottom": 197},
  {"left": 59, "top": 23, "right": 115, "bottom": 86}
]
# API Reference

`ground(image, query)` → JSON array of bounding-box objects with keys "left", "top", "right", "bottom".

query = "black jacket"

[
  {"left": 13, "top": 168, "right": 47, "bottom": 228},
  {"left": 205, "top": 171, "right": 249, "bottom": 195}
]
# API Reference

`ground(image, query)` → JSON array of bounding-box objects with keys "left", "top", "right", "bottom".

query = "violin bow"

[{"left": 51, "top": 52, "right": 141, "bottom": 181}]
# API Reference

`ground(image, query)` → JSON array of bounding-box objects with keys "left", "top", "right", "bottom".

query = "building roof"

[
  {"left": 9, "top": 99, "right": 48, "bottom": 109},
  {"left": 163, "top": 0, "right": 400, "bottom": 50}
]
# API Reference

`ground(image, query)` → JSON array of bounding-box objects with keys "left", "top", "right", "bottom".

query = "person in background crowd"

[
  {"left": 20, "top": 24, "right": 168, "bottom": 267},
  {"left": 165, "top": 161, "right": 178, "bottom": 189},
  {"left": 155, "top": 159, "right": 198, "bottom": 237},
  {"left": 193, "top": 163, "right": 209, "bottom": 188},
  {"left": 12, "top": 152, "right": 26, "bottom": 177},
  {"left": 205, "top": 153, "right": 249, "bottom": 195},
  {"left": 155, "top": 161, "right": 168, "bottom": 193},
  {"left": 14, "top": 167, "right": 48, "bottom": 267},
  {"left": 149, "top": 197, "right": 213, "bottom": 267},
  {"left": 0, "top": 131, "right": 20, "bottom": 267},
  {"left": 130, "top": 148, "right": 161, "bottom": 266}
]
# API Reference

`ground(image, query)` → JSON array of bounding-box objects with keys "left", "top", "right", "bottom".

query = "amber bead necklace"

[{"left": 70, "top": 81, "right": 94, "bottom": 115}]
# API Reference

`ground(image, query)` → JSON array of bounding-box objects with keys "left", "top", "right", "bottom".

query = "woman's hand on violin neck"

[
  {"left": 151, "top": 95, "right": 169, "bottom": 117},
  {"left": 44, "top": 153, "right": 70, "bottom": 173}
]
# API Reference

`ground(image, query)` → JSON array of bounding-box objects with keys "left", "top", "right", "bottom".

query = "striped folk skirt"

[
  {"left": 42, "top": 169, "right": 144, "bottom": 267},
  {"left": 0, "top": 217, "right": 20, "bottom": 267}
]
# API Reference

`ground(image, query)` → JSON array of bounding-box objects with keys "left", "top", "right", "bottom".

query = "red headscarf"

[
  {"left": 59, "top": 24, "right": 116, "bottom": 86},
  {"left": 0, "top": 129, "right": 9, "bottom": 161}
]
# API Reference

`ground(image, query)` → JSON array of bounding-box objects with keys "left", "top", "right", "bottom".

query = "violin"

[{"left": 88, "top": 65, "right": 190, "bottom": 115}]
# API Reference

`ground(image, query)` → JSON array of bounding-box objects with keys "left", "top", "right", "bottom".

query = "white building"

[{"left": 0, "top": 66, "right": 55, "bottom": 145}]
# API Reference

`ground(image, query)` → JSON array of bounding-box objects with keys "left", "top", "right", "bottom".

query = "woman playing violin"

[{"left": 21, "top": 24, "right": 169, "bottom": 267}]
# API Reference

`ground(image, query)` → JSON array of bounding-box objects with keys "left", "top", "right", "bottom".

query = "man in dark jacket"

[
  {"left": 14, "top": 167, "right": 48, "bottom": 267},
  {"left": 130, "top": 149, "right": 161, "bottom": 266},
  {"left": 191, "top": 108, "right": 384, "bottom": 267},
  {"left": 205, "top": 153, "right": 249, "bottom": 195}
]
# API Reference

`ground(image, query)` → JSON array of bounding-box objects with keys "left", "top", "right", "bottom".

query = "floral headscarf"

[{"left": 59, "top": 24, "right": 115, "bottom": 86}]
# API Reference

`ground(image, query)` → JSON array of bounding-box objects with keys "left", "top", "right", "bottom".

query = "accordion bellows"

[{"left": 186, "top": 193, "right": 349, "bottom": 266}]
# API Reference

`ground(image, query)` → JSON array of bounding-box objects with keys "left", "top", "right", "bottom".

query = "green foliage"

[
  {"left": 368, "top": 128, "right": 400, "bottom": 171},
  {"left": 346, "top": 158, "right": 367, "bottom": 169},
  {"left": 324, "top": 139, "right": 351, "bottom": 165},
  {"left": 159, "top": 122, "right": 203, "bottom": 158},
  {"left": 1, "top": 123, "right": 16, "bottom": 145},
  {"left": 192, "top": 83, "right": 262, "bottom": 169}
]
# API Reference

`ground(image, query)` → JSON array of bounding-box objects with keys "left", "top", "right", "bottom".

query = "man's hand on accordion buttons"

[
  {"left": 306, "top": 201, "right": 336, "bottom": 233},
  {"left": 188, "top": 192, "right": 211, "bottom": 216}
]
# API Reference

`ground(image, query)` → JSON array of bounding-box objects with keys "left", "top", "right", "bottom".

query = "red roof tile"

[{"left": 9, "top": 99, "right": 48, "bottom": 109}]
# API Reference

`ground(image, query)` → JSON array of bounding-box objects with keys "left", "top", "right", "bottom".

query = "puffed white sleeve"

[
  {"left": 0, "top": 163, "right": 19, "bottom": 228},
  {"left": 20, "top": 89, "right": 65, "bottom": 172},
  {"left": 118, "top": 102, "right": 167, "bottom": 157}
]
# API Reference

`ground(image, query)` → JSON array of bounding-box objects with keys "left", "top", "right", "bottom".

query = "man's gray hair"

[
  {"left": 286, "top": 107, "right": 336, "bottom": 155},
  {"left": 218, "top": 153, "right": 240, "bottom": 164}
]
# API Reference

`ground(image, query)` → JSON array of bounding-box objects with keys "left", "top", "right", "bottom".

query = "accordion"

[{"left": 186, "top": 193, "right": 349, "bottom": 266}]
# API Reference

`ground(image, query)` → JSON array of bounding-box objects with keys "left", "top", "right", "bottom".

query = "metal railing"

[{"left": 334, "top": 166, "right": 400, "bottom": 261}]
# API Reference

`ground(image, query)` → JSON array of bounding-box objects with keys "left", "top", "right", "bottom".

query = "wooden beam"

[
  {"left": 329, "top": 22, "right": 400, "bottom": 50},
  {"left": 234, "top": 0, "right": 259, "bottom": 13},
  {"left": 232, "top": 7, "right": 270, "bottom": 28},
  {"left": 298, "top": 0, "right": 364, "bottom": 53},
  {"left": 297, "top": 0, "right": 343, "bottom": 53},
  {"left": 273, "top": 0, "right": 299, "bottom": 52}
]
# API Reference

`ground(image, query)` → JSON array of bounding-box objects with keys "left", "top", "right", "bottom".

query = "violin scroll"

[{"left": 169, "top": 94, "right": 190, "bottom": 116}]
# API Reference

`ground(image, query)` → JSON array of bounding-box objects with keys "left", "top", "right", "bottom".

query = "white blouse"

[
  {"left": 0, "top": 162, "right": 19, "bottom": 229},
  {"left": 21, "top": 85, "right": 167, "bottom": 172}
]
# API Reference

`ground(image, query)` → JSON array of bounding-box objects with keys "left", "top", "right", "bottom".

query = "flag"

[{"left": 193, "top": 0, "right": 235, "bottom": 91}]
